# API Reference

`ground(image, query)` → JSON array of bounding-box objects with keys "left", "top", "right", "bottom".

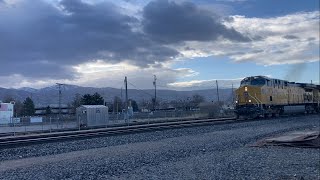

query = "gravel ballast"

[{"left": 0, "top": 115, "right": 319, "bottom": 179}]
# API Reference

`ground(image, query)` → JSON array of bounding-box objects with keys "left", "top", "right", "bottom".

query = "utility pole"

[
  {"left": 153, "top": 75, "right": 157, "bottom": 111},
  {"left": 232, "top": 83, "right": 234, "bottom": 105},
  {"left": 119, "top": 87, "right": 122, "bottom": 119},
  {"left": 216, "top": 80, "right": 220, "bottom": 103},
  {"left": 121, "top": 87, "right": 123, "bottom": 99},
  {"left": 124, "top": 77, "right": 128, "bottom": 120},
  {"left": 113, "top": 99, "right": 115, "bottom": 114},
  {"left": 56, "top": 83, "right": 64, "bottom": 125}
]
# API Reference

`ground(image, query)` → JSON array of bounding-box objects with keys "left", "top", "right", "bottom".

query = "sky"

[{"left": 0, "top": 0, "right": 319, "bottom": 90}]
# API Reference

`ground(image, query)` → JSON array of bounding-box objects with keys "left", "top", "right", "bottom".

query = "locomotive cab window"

[
  {"left": 251, "top": 77, "right": 266, "bottom": 86},
  {"left": 266, "top": 79, "right": 272, "bottom": 86},
  {"left": 273, "top": 80, "right": 276, "bottom": 88},
  {"left": 240, "top": 78, "right": 250, "bottom": 86},
  {"left": 284, "top": 81, "right": 288, "bottom": 88}
]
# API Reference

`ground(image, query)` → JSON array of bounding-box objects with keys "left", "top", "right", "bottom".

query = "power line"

[
  {"left": 156, "top": 84, "right": 168, "bottom": 88},
  {"left": 128, "top": 82, "right": 154, "bottom": 97},
  {"left": 127, "top": 81, "right": 168, "bottom": 101}
]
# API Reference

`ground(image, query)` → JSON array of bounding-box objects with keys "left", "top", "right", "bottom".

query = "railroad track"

[
  {"left": 0, "top": 116, "right": 236, "bottom": 137},
  {"left": 0, "top": 117, "right": 237, "bottom": 148},
  {"left": 2, "top": 113, "right": 316, "bottom": 148}
]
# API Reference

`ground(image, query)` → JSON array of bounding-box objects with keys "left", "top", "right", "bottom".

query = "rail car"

[{"left": 235, "top": 76, "right": 320, "bottom": 119}]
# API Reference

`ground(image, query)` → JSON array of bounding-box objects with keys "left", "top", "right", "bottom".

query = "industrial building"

[
  {"left": 0, "top": 101, "right": 14, "bottom": 124},
  {"left": 76, "top": 105, "right": 109, "bottom": 127},
  {"left": 35, "top": 104, "right": 72, "bottom": 115}
]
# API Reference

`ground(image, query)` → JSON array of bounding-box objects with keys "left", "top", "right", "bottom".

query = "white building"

[
  {"left": 0, "top": 101, "right": 14, "bottom": 124},
  {"left": 76, "top": 105, "right": 109, "bottom": 127}
]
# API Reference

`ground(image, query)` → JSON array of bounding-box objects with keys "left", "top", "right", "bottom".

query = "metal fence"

[
  {"left": 0, "top": 108, "right": 235, "bottom": 136},
  {"left": 0, "top": 116, "right": 76, "bottom": 135}
]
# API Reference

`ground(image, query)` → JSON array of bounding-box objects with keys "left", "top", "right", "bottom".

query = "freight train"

[{"left": 235, "top": 76, "right": 320, "bottom": 119}]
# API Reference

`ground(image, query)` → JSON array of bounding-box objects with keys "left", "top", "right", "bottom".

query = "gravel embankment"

[{"left": 0, "top": 115, "right": 319, "bottom": 179}]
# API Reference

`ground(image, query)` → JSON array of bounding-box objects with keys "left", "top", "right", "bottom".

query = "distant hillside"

[{"left": 0, "top": 85, "right": 234, "bottom": 106}]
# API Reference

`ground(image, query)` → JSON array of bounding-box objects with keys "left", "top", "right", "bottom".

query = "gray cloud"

[
  {"left": 142, "top": 0, "right": 250, "bottom": 43},
  {"left": 0, "top": 0, "right": 179, "bottom": 79},
  {"left": 307, "top": 37, "right": 316, "bottom": 41},
  {"left": 0, "top": 0, "right": 251, "bottom": 81},
  {"left": 283, "top": 35, "right": 299, "bottom": 39}
]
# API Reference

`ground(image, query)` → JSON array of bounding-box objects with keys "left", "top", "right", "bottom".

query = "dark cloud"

[
  {"left": 4, "top": 62, "right": 76, "bottom": 79},
  {"left": 251, "top": 49, "right": 264, "bottom": 53},
  {"left": 142, "top": 0, "right": 250, "bottom": 43},
  {"left": 0, "top": 0, "right": 249, "bottom": 80},
  {"left": 0, "top": 0, "right": 178, "bottom": 79},
  {"left": 283, "top": 35, "right": 299, "bottom": 39},
  {"left": 307, "top": 37, "right": 316, "bottom": 41},
  {"left": 274, "top": 50, "right": 284, "bottom": 54}
]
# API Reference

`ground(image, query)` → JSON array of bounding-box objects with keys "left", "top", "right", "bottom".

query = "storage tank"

[{"left": 283, "top": 105, "right": 305, "bottom": 114}]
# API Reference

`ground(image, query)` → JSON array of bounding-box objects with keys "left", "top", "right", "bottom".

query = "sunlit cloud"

[
  {"left": 168, "top": 78, "right": 243, "bottom": 89},
  {"left": 177, "top": 11, "right": 319, "bottom": 65}
]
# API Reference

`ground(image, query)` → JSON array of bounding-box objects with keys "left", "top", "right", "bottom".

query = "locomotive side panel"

[
  {"left": 288, "top": 86, "right": 305, "bottom": 105},
  {"left": 312, "top": 89, "right": 319, "bottom": 103},
  {"left": 261, "top": 86, "right": 290, "bottom": 106}
]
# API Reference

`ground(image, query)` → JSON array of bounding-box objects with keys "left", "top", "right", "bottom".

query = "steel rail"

[
  {"left": 2, "top": 113, "right": 315, "bottom": 148},
  {"left": 0, "top": 116, "right": 235, "bottom": 137},
  {"left": 0, "top": 117, "right": 236, "bottom": 148}
]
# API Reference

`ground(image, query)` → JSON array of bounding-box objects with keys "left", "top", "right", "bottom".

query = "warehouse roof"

[{"left": 81, "top": 105, "right": 107, "bottom": 108}]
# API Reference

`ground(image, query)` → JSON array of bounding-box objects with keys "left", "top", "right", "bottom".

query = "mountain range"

[{"left": 0, "top": 85, "right": 234, "bottom": 106}]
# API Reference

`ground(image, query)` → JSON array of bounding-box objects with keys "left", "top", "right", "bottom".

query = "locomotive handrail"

[
  {"left": 248, "top": 92, "right": 263, "bottom": 109},
  {"left": 254, "top": 93, "right": 263, "bottom": 108}
]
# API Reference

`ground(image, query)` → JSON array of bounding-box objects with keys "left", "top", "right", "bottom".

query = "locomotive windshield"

[
  {"left": 240, "top": 77, "right": 266, "bottom": 86},
  {"left": 240, "top": 77, "right": 250, "bottom": 86},
  {"left": 251, "top": 77, "right": 266, "bottom": 85}
]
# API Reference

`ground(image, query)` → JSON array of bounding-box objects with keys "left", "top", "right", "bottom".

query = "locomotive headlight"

[
  {"left": 245, "top": 86, "right": 248, "bottom": 92},
  {"left": 248, "top": 99, "right": 252, "bottom": 102},
  {"left": 235, "top": 100, "right": 238, "bottom": 103}
]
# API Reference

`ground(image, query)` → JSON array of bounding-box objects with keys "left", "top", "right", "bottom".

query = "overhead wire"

[
  {"left": 127, "top": 82, "right": 154, "bottom": 98},
  {"left": 127, "top": 81, "right": 169, "bottom": 101}
]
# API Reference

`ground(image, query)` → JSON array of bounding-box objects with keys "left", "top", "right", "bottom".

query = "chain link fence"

[
  {"left": 0, "top": 107, "right": 234, "bottom": 137},
  {"left": 0, "top": 116, "right": 76, "bottom": 136}
]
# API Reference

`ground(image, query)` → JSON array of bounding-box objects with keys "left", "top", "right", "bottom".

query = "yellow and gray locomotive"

[{"left": 235, "top": 76, "right": 320, "bottom": 119}]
